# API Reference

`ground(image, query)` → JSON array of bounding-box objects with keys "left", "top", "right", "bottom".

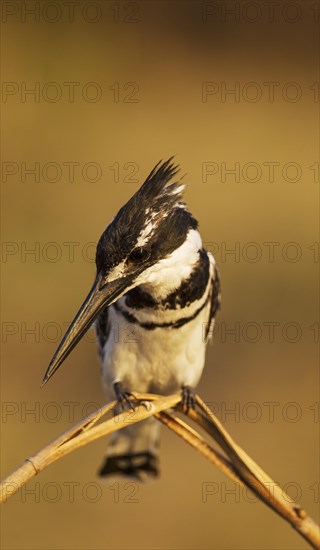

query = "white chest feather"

[
  {"left": 100, "top": 250, "right": 215, "bottom": 399},
  {"left": 101, "top": 299, "right": 211, "bottom": 399}
]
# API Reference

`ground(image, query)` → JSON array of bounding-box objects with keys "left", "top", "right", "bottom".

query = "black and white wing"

[
  {"left": 95, "top": 309, "right": 111, "bottom": 361},
  {"left": 205, "top": 262, "right": 221, "bottom": 341}
]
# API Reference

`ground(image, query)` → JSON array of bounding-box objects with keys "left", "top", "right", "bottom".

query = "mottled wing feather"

[
  {"left": 95, "top": 309, "right": 110, "bottom": 360},
  {"left": 205, "top": 265, "right": 221, "bottom": 340}
]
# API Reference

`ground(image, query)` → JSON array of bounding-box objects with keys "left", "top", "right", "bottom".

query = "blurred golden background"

[{"left": 1, "top": 1, "right": 318, "bottom": 549}]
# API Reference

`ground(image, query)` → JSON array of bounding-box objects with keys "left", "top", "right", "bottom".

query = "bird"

[{"left": 42, "top": 158, "right": 221, "bottom": 481}]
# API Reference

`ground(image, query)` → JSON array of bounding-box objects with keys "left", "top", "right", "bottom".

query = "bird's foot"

[
  {"left": 113, "top": 381, "right": 142, "bottom": 415},
  {"left": 180, "top": 385, "right": 196, "bottom": 414}
]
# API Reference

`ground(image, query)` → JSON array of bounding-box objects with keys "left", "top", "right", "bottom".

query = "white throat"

[{"left": 135, "top": 229, "right": 202, "bottom": 300}]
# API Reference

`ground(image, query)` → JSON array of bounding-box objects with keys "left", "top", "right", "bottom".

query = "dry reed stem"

[{"left": 0, "top": 393, "right": 319, "bottom": 549}]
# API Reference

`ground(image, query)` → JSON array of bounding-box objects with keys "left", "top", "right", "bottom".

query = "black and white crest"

[{"left": 95, "top": 158, "right": 198, "bottom": 273}]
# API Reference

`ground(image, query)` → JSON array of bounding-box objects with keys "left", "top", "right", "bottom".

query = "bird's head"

[{"left": 42, "top": 158, "right": 199, "bottom": 385}]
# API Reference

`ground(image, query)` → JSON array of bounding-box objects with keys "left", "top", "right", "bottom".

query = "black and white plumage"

[{"left": 42, "top": 159, "right": 220, "bottom": 481}]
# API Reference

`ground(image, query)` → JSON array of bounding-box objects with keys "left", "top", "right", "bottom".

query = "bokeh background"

[{"left": 1, "top": 1, "right": 319, "bottom": 549}]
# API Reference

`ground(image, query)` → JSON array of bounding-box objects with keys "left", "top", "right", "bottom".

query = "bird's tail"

[{"left": 98, "top": 417, "right": 160, "bottom": 482}]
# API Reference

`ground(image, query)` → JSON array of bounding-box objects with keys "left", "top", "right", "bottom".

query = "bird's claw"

[
  {"left": 180, "top": 385, "right": 196, "bottom": 414},
  {"left": 113, "top": 382, "right": 141, "bottom": 415}
]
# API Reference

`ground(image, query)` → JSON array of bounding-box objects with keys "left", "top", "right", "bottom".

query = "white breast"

[
  {"left": 100, "top": 253, "right": 215, "bottom": 400},
  {"left": 101, "top": 299, "right": 211, "bottom": 400}
]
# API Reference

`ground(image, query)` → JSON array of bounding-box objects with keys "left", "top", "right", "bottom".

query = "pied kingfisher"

[{"left": 42, "top": 159, "right": 221, "bottom": 480}]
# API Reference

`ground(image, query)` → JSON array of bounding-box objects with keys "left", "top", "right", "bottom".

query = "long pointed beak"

[{"left": 41, "top": 273, "right": 134, "bottom": 386}]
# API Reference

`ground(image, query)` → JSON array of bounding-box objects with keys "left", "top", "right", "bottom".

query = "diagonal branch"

[
  {"left": 0, "top": 394, "right": 180, "bottom": 501},
  {"left": 0, "top": 393, "right": 319, "bottom": 549},
  {"left": 191, "top": 396, "right": 320, "bottom": 548},
  {"left": 156, "top": 410, "right": 242, "bottom": 484}
]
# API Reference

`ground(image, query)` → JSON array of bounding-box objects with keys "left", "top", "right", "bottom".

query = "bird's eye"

[{"left": 128, "top": 248, "right": 150, "bottom": 263}]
